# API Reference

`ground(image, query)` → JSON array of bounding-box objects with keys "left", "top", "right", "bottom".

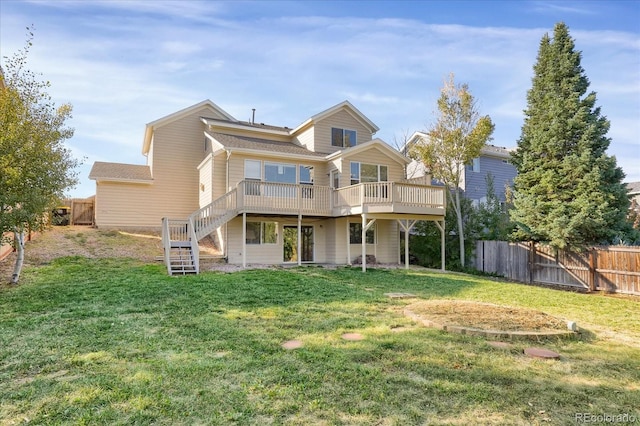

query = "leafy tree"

[
  {"left": 510, "top": 22, "right": 633, "bottom": 251},
  {"left": 476, "top": 173, "right": 514, "bottom": 241},
  {"left": 0, "top": 29, "right": 79, "bottom": 283},
  {"left": 410, "top": 73, "right": 494, "bottom": 267}
]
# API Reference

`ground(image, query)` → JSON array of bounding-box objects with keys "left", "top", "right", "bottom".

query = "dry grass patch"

[{"left": 406, "top": 300, "right": 569, "bottom": 332}]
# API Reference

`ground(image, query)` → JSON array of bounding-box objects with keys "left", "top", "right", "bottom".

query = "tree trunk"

[
  {"left": 454, "top": 190, "right": 465, "bottom": 268},
  {"left": 10, "top": 230, "right": 25, "bottom": 284}
]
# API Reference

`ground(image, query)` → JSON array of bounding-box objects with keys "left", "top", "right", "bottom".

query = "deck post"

[
  {"left": 298, "top": 214, "right": 302, "bottom": 266},
  {"left": 242, "top": 212, "right": 246, "bottom": 269},
  {"left": 440, "top": 220, "right": 445, "bottom": 272},
  {"left": 405, "top": 221, "right": 410, "bottom": 270},
  {"left": 362, "top": 213, "right": 366, "bottom": 272},
  {"left": 346, "top": 219, "right": 351, "bottom": 265}
]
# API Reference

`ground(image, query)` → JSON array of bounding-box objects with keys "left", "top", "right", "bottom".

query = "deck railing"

[
  {"left": 237, "top": 181, "right": 332, "bottom": 215},
  {"left": 333, "top": 182, "right": 445, "bottom": 211},
  {"left": 190, "top": 187, "right": 238, "bottom": 240}
]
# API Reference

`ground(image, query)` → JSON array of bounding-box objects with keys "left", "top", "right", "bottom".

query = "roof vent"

[{"left": 251, "top": 108, "right": 256, "bottom": 124}]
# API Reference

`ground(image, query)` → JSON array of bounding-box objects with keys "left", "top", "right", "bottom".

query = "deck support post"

[
  {"left": 298, "top": 214, "right": 302, "bottom": 266},
  {"left": 242, "top": 212, "right": 247, "bottom": 269},
  {"left": 397, "top": 219, "right": 417, "bottom": 270},
  {"left": 362, "top": 213, "right": 367, "bottom": 272},
  {"left": 435, "top": 219, "right": 445, "bottom": 272},
  {"left": 346, "top": 218, "right": 351, "bottom": 265}
]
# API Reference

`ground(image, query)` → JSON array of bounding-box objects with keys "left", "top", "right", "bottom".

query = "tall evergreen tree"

[{"left": 511, "top": 22, "right": 632, "bottom": 251}]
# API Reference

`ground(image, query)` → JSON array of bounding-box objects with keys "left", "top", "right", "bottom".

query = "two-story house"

[
  {"left": 89, "top": 100, "right": 446, "bottom": 274},
  {"left": 406, "top": 131, "right": 517, "bottom": 205}
]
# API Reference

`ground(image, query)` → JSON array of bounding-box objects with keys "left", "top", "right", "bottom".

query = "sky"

[{"left": 1, "top": 0, "right": 639, "bottom": 199}]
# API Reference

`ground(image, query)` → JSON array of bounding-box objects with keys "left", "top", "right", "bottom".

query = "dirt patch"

[
  {"left": 406, "top": 300, "right": 569, "bottom": 333},
  {"left": 0, "top": 226, "right": 164, "bottom": 281}
]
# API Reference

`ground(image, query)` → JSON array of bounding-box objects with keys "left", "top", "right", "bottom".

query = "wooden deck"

[
  {"left": 162, "top": 180, "right": 446, "bottom": 274},
  {"left": 236, "top": 180, "right": 446, "bottom": 217}
]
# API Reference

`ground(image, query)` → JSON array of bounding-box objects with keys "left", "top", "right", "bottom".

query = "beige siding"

[
  {"left": 213, "top": 151, "right": 228, "bottom": 198},
  {"left": 226, "top": 216, "right": 327, "bottom": 265},
  {"left": 94, "top": 181, "right": 159, "bottom": 228},
  {"left": 198, "top": 155, "right": 213, "bottom": 208},
  {"left": 294, "top": 125, "right": 315, "bottom": 151},
  {"left": 311, "top": 217, "right": 399, "bottom": 265},
  {"left": 344, "top": 146, "right": 404, "bottom": 183},
  {"left": 313, "top": 109, "right": 373, "bottom": 154},
  {"left": 95, "top": 105, "right": 225, "bottom": 228}
]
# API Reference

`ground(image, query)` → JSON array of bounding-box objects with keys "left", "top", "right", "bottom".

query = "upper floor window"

[
  {"left": 350, "top": 162, "right": 388, "bottom": 185},
  {"left": 245, "top": 160, "right": 262, "bottom": 180},
  {"left": 265, "top": 162, "right": 296, "bottom": 184},
  {"left": 332, "top": 128, "right": 357, "bottom": 148},
  {"left": 299, "top": 165, "right": 314, "bottom": 184}
]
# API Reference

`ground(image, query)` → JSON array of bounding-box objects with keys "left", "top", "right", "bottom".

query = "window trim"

[
  {"left": 350, "top": 162, "right": 389, "bottom": 185},
  {"left": 349, "top": 222, "right": 376, "bottom": 245},
  {"left": 331, "top": 127, "right": 357, "bottom": 148},
  {"left": 246, "top": 221, "right": 278, "bottom": 245}
]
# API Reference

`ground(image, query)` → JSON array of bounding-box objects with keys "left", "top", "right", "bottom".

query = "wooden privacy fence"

[{"left": 475, "top": 241, "right": 640, "bottom": 295}]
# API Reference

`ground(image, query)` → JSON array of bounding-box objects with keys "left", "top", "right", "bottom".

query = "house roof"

[
  {"left": 201, "top": 117, "right": 291, "bottom": 136},
  {"left": 143, "top": 99, "right": 235, "bottom": 155},
  {"left": 627, "top": 181, "right": 640, "bottom": 195},
  {"left": 405, "top": 131, "right": 514, "bottom": 159},
  {"left": 206, "top": 132, "right": 326, "bottom": 159},
  {"left": 89, "top": 162, "right": 153, "bottom": 183},
  {"left": 291, "top": 100, "right": 380, "bottom": 135}
]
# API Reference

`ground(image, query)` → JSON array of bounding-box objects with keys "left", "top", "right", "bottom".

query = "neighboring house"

[
  {"left": 405, "top": 131, "right": 517, "bottom": 205},
  {"left": 627, "top": 181, "right": 640, "bottom": 206},
  {"left": 89, "top": 100, "right": 446, "bottom": 274}
]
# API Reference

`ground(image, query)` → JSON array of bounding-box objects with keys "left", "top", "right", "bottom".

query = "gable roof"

[
  {"left": 142, "top": 99, "right": 235, "bottom": 155},
  {"left": 206, "top": 132, "right": 325, "bottom": 160},
  {"left": 201, "top": 117, "right": 292, "bottom": 136},
  {"left": 325, "top": 138, "right": 409, "bottom": 165},
  {"left": 89, "top": 162, "right": 153, "bottom": 183},
  {"left": 406, "top": 131, "right": 513, "bottom": 159},
  {"left": 291, "top": 100, "right": 379, "bottom": 135}
]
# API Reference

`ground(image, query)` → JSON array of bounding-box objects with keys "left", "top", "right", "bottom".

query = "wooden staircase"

[
  {"left": 167, "top": 241, "right": 197, "bottom": 275},
  {"left": 161, "top": 189, "right": 238, "bottom": 275}
]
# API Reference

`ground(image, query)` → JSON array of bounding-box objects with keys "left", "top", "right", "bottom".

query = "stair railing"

[
  {"left": 189, "top": 187, "right": 238, "bottom": 240},
  {"left": 188, "top": 217, "right": 200, "bottom": 274}
]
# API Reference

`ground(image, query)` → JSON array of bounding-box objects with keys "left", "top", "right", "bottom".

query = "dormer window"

[{"left": 332, "top": 128, "right": 357, "bottom": 147}]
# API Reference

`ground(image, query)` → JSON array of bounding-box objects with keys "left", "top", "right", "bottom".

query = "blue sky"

[{"left": 1, "top": 0, "right": 639, "bottom": 198}]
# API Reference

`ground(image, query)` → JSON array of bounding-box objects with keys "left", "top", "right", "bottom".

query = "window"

[
  {"left": 265, "top": 162, "right": 296, "bottom": 184},
  {"left": 245, "top": 160, "right": 262, "bottom": 180},
  {"left": 300, "top": 165, "right": 314, "bottom": 198},
  {"left": 350, "top": 162, "right": 388, "bottom": 185},
  {"left": 244, "top": 160, "right": 262, "bottom": 195},
  {"left": 350, "top": 162, "right": 360, "bottom": 185},
  {"left": 299, "top": 165, "right": 314, "bottom": 184},
  {"left": 332, "top": 128, "right": 357, "bottom": 147},
  {"left": 471, "top": 157, "right": 480, "bottom": 173},
  {"left": 331, "top": 170, "right": 340, "bottom": 189},
  {"left": 246, "top": 221, "right": 277, "bottom": 244},
  {"left": 349, "top": 222, "right": 375, "bottom": 244}
]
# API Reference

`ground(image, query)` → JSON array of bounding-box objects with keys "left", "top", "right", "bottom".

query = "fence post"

[
  {"left": 588, "top": 249, "right": 597, "bottom": 292},
  {"left": 528, "top": 242, "right": 535, "bottom": 284}
]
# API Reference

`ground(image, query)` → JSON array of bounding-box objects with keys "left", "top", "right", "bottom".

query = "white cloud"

[{"left": 2, "top": 1, "right": 638, "bottom": 195}]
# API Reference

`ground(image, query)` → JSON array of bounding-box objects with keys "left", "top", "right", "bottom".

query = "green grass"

[{"left": 1, "top": 257, "right": 639, "bottom": 425}]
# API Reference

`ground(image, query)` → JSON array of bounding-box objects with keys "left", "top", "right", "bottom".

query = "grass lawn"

[{"left": 1, "top": 255, "right": 639, "bottom": 425}]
